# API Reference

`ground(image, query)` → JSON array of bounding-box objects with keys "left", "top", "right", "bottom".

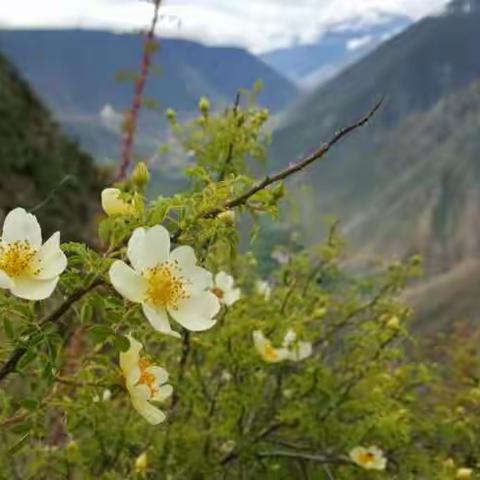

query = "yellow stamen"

[
  {"left": 143, "top": 261, "right": 188, "bottom": 308},
  {"left": 0, "top": 241, "right": 37, "bottom": 278},
  {"left": 358, "top": 452, "right": 376, "bottom": 466},
  {"left": 262, "top": 342, "right": 280, "bottom": 362},
  {"left": 137, "top": 358, "right": 157, "bottom": 396}
]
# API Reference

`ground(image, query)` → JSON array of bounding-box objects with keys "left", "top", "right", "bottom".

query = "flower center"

[
  {"left": 212, "top": 287, "right": 224, "bottom": 299},
  {"left": 263, "top": 342, "right": 280, "bottom": 362},
  {"left": 0, "top": 241, "right": 37, "bottom": 278},
  {"left": 137, "top": 357, "right": 157, "bottom": 397},
  {"left": 359, "top": 452, "right": 375, "bottom": 465},
  {"left": 143, "top": 262, "right": 188, "bottom": 308}
]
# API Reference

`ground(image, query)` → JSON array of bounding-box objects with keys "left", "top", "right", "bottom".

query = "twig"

[
  {"left": 172, "top": 99, "right": 383, "bottom": 241},
  {"left": 217, "top": 91, "right": 242, "bottom": 182},
  {"left": 0, "top": 279, "right": 105, "bottom": 383},
  {"left": 117, "top": 0, "right": 162, "bottom": 180}
]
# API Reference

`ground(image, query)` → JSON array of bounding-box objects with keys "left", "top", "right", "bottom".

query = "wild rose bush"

[{"left": 0, "top": 96, "right": 478, "bottom": 479}]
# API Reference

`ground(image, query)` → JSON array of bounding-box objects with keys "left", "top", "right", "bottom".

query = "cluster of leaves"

[{"left": 0, "top": 93, "right": 478, "bottom": 480}]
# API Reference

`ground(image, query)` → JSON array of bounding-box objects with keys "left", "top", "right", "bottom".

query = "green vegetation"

[
  {"left": 0, "top": 52, "right": 104, "bottom": 242},
  {"left": 0, "top": 86, "right": 479, "bottom": 479}
]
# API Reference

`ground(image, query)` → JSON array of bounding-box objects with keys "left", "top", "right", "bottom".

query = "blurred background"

[{"left": 1, "top": 0, "right": 479, "bottom": 330}]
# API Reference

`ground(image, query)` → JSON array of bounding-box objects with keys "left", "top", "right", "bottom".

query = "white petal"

[
  {"left": 289, "top": 342, "right": 312, "bottom": 362},
  {"left": 146, "top": 366, "right": 169, "bottom": 386},
  {"left": 223, "top": 288, "right": 241, "bottom": 307},
  {"left": 2, "top": 208, "right": 42, "bottom": 247},
  {"left": 127, "top": 225, "right": 170, "bottom": 271},
  {"left": 10, "top": 276, "right": 58, "bottom": 300},
  {"left": 142, "top": 304, "right": 181, "bottom": 338},
  {"left": 184, "top": 266, "right": 213, "bottom": 295},
  {"left": 215, "top": 271, "right": 234, "bottom": 291},
  {"left": 169, "top": 245, "right": 197, "bottom": 269},
  {"left": 283, "top": 329, "right": 297, "bottom": 347},
  {"left": 0, "top": 270, "right": 13, "bottom": 289},
  {"left": 101, "top": 188, "right": 132, "bottom": 216},
  {"left": 170, "top": 291, "right": 219, "bottom": 332},
  {"left": 152, "top": 384, "right": 173, "bottom": 402},
  {"left": 31, "top": 232, "right": 67, "bottom": 280},
  {"left": 109, "top": 261, "right": 147, "bottom": 303},
  {"left": 119, "top": 334, "right": 143, "bottom": 377},
  {"left": 131, "top": 397, "right": 166, "bottom": 425},
  {"left": 253, "top": 330, "right": 267, "bottom": 352}
]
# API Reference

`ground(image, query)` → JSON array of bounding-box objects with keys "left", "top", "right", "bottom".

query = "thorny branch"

[
  {"left": 172, "top": 98, "right": 383, "bottom": 241},
  {"left": 117, "top": 0, "right": 162, "bottom": 180}
]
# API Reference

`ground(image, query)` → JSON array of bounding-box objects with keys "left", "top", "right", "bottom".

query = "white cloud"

[{"left": 0, "top": 0, "right": 450, "bottom": 53}]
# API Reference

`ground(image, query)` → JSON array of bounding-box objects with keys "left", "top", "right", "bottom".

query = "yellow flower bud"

[
  {"left": 218, "top": 210, "right": 235, "bottom": 225},
  {"left": 198, "top": 96, "right": 210, "bottom": 114},
  {"left": 166, "top": 108, "right": 176, "bottom": 122},
  {"left": 66, "top": 440, "right": 78, "bottom": 454},
  {"left": 387, "top": 316, "right": 400, "bottom": 329},
  {"left": 135, "top": 452, "right": 148, "bottom": 474},
  {"left": 132, "top": 161, "right": 151, "bottom": 188},
  {"left": 101, "top": 188, "right": 134, "bottom": 216},
  {"left": 456, "top": 468, "right": 473, "bottom": 479}
]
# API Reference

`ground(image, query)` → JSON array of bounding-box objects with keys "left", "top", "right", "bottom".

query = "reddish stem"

[{"left": 117, "top": 0, "right": 162, "bottom": 181}]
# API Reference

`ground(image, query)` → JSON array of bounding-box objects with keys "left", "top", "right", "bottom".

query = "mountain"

[
  {"left": 269, "top": 1, "right": 480, "bottom": 326},
  {"left": 261, "top": 14, "right": 410, "bottom": 88},
  {"left": 0, "top": 51, "right": 103, "bottom": 242},
  {"left": 0, "top": 29, "right": 298, "bottom": 164}
]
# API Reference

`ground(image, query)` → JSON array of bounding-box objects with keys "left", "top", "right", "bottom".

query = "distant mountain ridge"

[
  {"left": 269, "top": 0, "right": 480, "bottom": 326},
  {"left": 0, "top": 51, "right": 103, "bottom": 241},
  {"left": 0, "top": 29, "right": 298, "bottom": 163},
  {"left": 261, "top": 14, "right": 410, "bottom": 88}
]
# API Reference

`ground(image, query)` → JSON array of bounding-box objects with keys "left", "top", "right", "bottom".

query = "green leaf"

[
  {"left": 11, "top": 421, "right": 32, "bottom": 435},
  {"left": 3, "top": 318, "right": 14, "bottom": 340},
  {"left": 113, "top": 335, "right": 130, "bottom": 353},
  {"left": 8, "top": 433, "right": 30, "bottom": 455},
  {"left": 89, "top": 325, "right": 114, "bottom": 343},
  {"left": 19, "top": 399, "right": 38, "bottom": 411},
  {"left": 17, "top": 349, "right": 37, "bottom": 370}
]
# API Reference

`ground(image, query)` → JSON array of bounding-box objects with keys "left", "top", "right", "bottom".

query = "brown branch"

[
  {"left": 0, "top": 279, "right": 105, "bottom": 384},
  {"left": 117, "top": 0, "right": 162, "bottom": 180},
  {"left": 172, "top": 98, "right": 383, "bottom": 241},
  {"left": 217, "top": 91, "right": 242, "bottom": 182}
]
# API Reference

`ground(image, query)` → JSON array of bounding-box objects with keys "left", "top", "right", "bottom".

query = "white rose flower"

[
  {"left": 255, "top": 280, "right": 271, "bottom": 300},
  {"left": 282, "top": 329, "right": 313, "bottom": 361},
  {"left": 0, "top": 208, "right": 67, "bottom": 300},
  {"left": 253, "top": 329, "right": 312, "bottom": 364},
  {"left": 120, "top": 335, "right": 173, "bottom": 425},
  {"left": 350, "top": 446, "right": 387, "bottom": 471},
  {"left": 109, "top": 225, "right": 220, "bottom": 338},
  {"left": 101, "top": 188, "right": 134, "bottom": 216},
  {"left": 253, "top": 330, "right": 290, "bottom": 363},
  {"left": 211, "top": 271, "right": 241, "bottom": 307}
]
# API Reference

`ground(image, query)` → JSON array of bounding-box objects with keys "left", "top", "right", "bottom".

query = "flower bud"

[
  {"left": 387, "top": 316, "right": 400, "bottom": 329},
  {"left": 135, "top": 452, "right": 148, "bottom": 474},
  {"left": 166, "top": 108, "right": 176, "bottom": 123},
  {"left": 218, "top": 210, "right": 235, "bottom": 225},
  {"left": 101, "top": 188, "right": 133, "bottom": 216},
  {"left": 132, "top": 161, "right": 151, "bottom": 188},
  {"left": 198, "top": 96, "right": 210, "bottom": 114}
]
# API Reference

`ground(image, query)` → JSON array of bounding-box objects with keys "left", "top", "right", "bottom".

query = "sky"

[{"left": 0, "top": 0, "right": 450, "bottom": 53}]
